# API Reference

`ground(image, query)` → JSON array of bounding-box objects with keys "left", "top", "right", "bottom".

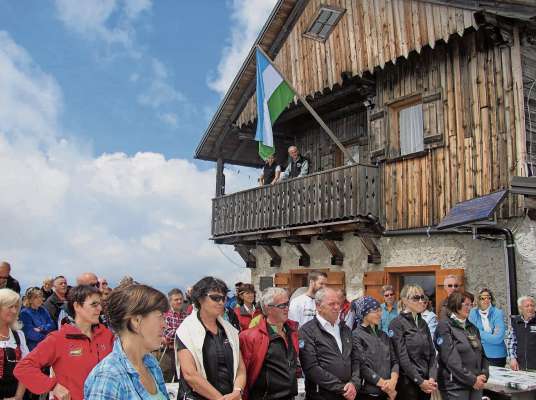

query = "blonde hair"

[
  {"left": 22, "top": 287, "right": 43, "bottom": 308},
  {"left": 0, "top": 288, "right": 22, "bottom": 330},
  {"left": 399, "top": 284, "right": 424, "bottom": 312}
]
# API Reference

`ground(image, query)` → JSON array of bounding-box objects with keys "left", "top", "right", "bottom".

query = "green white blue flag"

[{"left": 255, "top": 48, "right": 295, "bottom": 160}]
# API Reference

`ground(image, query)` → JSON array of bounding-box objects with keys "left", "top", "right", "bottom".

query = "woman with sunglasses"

[
  {"left": 15, "top": 285, "right": 114, "bottom": 400},
  {"left": 0, "top": 288, "right": 29, "bottom": 400},
  {"left": 389, "top": 284, "right": 437, "bottom": 400},
  {"left": 176, "top": 276, "right": 246, "bottom": 400},
  {"left": 353, "top": 296, "right": 398, "bottom": 400},
  {"left": 436, "top": 291, "right": 489, "bottom": 400},
  {"left": 468, "top": 288, "right": 507, "bottom": 367},
  {"left": 20, "top": 287, "right": 55, "bottom": 351}
]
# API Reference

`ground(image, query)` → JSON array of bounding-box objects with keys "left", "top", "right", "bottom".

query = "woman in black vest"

[
  {"left": 259, "top": 154, "right": 281, "bottom": 185},
  {"left": 0, "top": 288, "right": 29, "bottom": 400},
  {"left": 436, "top": 291, "right": 489, "bottom": 400},
  {"left": 389, "top": 284, "right": 438, "bottom": 400},
  {"left": 352, "top": 296, "right": 398, "bottom": 400}
]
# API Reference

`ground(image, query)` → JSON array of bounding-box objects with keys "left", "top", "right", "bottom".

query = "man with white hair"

[
  {"left": 299, "top": 287, "right": 359, "bottom": 400},
  {"left": 0, "top": 261, "right": 20, "bottom": 294},
  {"left": 507, "top": 296, "right": 536, "bottom": 371},
  {"left": 439, "top": 274, "right": 461, "bottom": 320},
  {"left": 280, "top": 146, "right": 309, "bottom": 180},
  {"left": 239, "top": 287, "right": 298, "bottom": 400}
]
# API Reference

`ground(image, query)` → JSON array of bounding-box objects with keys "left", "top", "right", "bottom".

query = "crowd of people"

[{"left": 1, "top": 261, "right": 535, "bottom": 400}]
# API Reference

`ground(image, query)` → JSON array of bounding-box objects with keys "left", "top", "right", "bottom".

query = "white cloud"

[
  {"left": 208, "top": 0, "right": 277, "bottom": 96},
  {"left": 54, "top": 0, "right": 151, "bottom": 48},
  {"left": 0, "top": 31, "right": 250, "bottom": 291},
  {"left": 137, "top": 59, "right": 186, "bottom": 108},
  {"left": 158, "top": 112, "right": 178, "bottom": 127}
]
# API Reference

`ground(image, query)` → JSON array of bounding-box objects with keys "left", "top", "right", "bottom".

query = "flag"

[{"left": 255, "top": 48, "right": 295, "bottom": 160}]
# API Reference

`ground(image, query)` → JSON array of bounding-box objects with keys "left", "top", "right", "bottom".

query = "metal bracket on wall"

[
  {"left": 354, "top": 232, "right": 381, "bottom": 264},
  {"left": 233, "top": 244, "right": 256, "bottom": 269}
]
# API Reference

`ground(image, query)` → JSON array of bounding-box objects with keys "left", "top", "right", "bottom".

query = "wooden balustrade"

[{"left": 212, "top": 164, "right": 379, "bottom": 237}]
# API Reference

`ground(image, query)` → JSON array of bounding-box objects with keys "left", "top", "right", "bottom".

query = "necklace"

[{"left": 0, "top": 332, "right": 10, "bottom": 340}]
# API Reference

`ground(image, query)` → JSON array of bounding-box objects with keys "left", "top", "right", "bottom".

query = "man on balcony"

[{"left": 280, "top": 146, "right": 309, "bottom": 180}]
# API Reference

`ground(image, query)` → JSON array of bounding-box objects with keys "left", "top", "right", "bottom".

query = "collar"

[
  {"left": 450, "top": 313, "right": 467, "bottom": 328},
  {"left": 113, "top": 337, "right": 159, "bottom": 377},
  {"left": 316, "top": 314, "right": 339, "bottom": 329},
  {"left": 479, "top": 306, "right": 491, "bottom": 315},
  {"left": 382, "top": 303, "right": 397, "bottom": 311}
]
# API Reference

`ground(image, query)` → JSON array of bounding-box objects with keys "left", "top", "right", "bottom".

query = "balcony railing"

[{"left": 212, "top": 163, "right": 379, "bottom": 237}]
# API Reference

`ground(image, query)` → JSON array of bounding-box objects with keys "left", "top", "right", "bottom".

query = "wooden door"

[{"left": 435, "top": 268, "right": 465, "bottom": 312}]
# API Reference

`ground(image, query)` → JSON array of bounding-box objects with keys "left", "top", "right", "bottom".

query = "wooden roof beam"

[
  {"left": 234, "top": 245, "right": 256, "bottom": 269},
  {"left": 322, "top": 239, "right": 344, "bottom": 266},
  {"left": 260, "top": 245, "right": 282, "bottom": 268},
  {"left": 289, "top": 243, "right": 310, "bottom": 267}
]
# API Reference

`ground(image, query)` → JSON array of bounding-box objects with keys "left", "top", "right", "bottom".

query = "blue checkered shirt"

[{"left": 84, "top": 338, "right": 168, "bottom": 399}]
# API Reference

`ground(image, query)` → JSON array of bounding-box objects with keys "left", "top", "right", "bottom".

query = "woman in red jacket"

[
  {"left": 234, "top": 283, "right": 261, "bottom": 331},
  {"left": 15, "top": 285, "right": 114, "bottom": 400}
]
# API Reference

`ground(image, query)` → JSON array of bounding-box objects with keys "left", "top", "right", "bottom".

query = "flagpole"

[{"left": 256, "top": 45, "right": 357, "bottom": 165}]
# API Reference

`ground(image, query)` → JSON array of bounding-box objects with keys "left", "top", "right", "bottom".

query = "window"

[
  {"left": 399, "top": 103, "right": 424, "bottom": 156},
  {"left": 303, "top": 6, "right": 345, "bottom": 42}
]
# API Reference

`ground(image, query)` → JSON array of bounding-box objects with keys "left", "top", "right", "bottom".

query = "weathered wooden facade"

[{"left": 195, "top": 0, "right": 536, "bottom": 308}]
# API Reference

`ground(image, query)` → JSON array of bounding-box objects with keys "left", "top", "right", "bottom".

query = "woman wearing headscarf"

[
  {"left": 0, "top": 288, "right": 29, "bottom": 400},
  {"left": 436, "top": 291, "right": 489, "bottom": 400},
  {"left": 352, "top": 296, "right": 399, "bottom": 400},
  {"left": 19, "top": 287, "right": 55, "bottom": 351},
  {"left": 468, "top": 288, "right": 507, "bottom": 367},
  {"left": 389, "top": 284, "right": 438, "bottom": 400}
]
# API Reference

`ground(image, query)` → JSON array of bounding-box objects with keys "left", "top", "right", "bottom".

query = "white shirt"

[
  {"left": 289, "top": 294, "right": 316, "bottom": 327},
  {"left": 316, "top": 314, "right": 343, "bottom": 353},
  {"left": 0, "top": 329, "right": 29, "bottom": 357}
]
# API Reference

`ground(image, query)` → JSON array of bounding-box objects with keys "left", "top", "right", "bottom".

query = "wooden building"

[{"left": 195, "top": 0, "right": 536, "bottom": 312}]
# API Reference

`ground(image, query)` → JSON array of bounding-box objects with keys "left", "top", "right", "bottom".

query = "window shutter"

[
  {"left": 326, "top": 271, "right": 345, "bottom": 291},
  {"left": 274, "top": 272, "right": 290, "bottom": 289},
  {"left": 422, "top": 89, "right": 444, "bottom": 147},
  {"left": 369, "top": 109, "right": 386, "bottom": 159},
  {"left": 363, "top": 271, "right": 387, "bottom": 303},
  {"left": 435, "top": 268, "right": 465, "bottom": 314}
]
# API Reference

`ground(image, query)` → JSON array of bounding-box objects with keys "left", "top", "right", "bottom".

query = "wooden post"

[
  {"left": 215, "top": 158, "right": 225, "bottom": 197},
  {"left": 256, "top": 45, "right": 357, "bottom": 165}
]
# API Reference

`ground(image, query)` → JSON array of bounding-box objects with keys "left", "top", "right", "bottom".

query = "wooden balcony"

[{"left": 212, "top": 163, "right": 380, "bottom": 239}]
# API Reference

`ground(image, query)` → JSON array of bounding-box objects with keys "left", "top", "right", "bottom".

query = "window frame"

[
  {"left": 387, "top": 94, "right": 424, "bottom": 158},
  {"left": 303, "top": 5, "right": 346, "bottom": 42}
]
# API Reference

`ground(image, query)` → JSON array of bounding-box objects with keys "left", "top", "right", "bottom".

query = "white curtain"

[{"left": 399, "top": 104, "right": 424, "bottom": 156}]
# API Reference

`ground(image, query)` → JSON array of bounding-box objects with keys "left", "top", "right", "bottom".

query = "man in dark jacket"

[
  {"left": 0, "top": 261, "right": 20, "bottom": 294},
  {"left": 44, "top": 275, "right": 68, "bottom": 325},
  {"left": 507, "top": 295, "right": 536, "bottom": 371},
  {"left": 240, "top": 287, "right": 298, "bottom": 400},
  {"left": 281, "top": 146, "right": 309, "bottom": 180},
  {"left": 299, "top": 287, "right": 359, "bottom": 400}
]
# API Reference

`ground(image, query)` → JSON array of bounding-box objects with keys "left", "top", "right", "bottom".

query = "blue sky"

[
  {"left": 0, "top": 0, "right": 277, "bottom": 291},
  {"left": 0, "top": 1, "right": 228, "bottom": 161}
]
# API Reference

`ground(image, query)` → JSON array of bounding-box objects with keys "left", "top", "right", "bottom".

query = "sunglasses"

[
  {"left": 446, "top": 284, "right": 459, "bottom": 288},
  {"left": 384, "top": 293, "right": 395, "bottom": 297},
  {"left": 269, "top": 301, "right": 290, "bottom": 309},
  {"left": 410, "top": 295, "right": 427, "bottom": 302},
  {"left": 207, "top": 294, "right": 226, "bottom": 303}
]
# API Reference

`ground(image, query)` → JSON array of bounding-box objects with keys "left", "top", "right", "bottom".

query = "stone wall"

[{"left": 250, "top": 216, "right": 536, "bottom": 314}]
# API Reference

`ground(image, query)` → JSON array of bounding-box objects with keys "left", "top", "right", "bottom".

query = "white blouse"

[{"left": 0, "top": 329, "right": 30, "bottom": 357}]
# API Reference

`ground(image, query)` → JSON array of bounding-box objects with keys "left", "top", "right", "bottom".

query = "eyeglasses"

[
  {"left": 268, "top": 302, "right": 290, "bottom": 309},
  {"left": 410, "top": 295, "right": 427, "bottom": 302},
  {"left": 384, "top": 293, "right": 395, "bottom": 297},
  {"left": 446, "top": 284, "right": 459, "bottom": 288},
  {"left": 207, "top": 294, "right": 226, "bottom": 303},
  {"left": 87, "top": 301, "right": 102, "bottom": 308},
  {"left": 89, "top": 282, "right": 100, "bottom": 288},
  {"left": 479, "top": 295, "right": 491, "bottom": 300},
  {"left": 461, "top": 302, "right": 473, "bottom": 308}
]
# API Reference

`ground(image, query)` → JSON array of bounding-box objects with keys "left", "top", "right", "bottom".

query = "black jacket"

[
  {"left": 299, "top": 317, "right": 360, "bottom": 400},
  {"left": 510, "top": 315, "right": 536, "bottom": 370},
  {"left": 389, "top": 312, "right": 437, "bottom": 386},
  {"left": 435, "top": 317, "right": 489, "bottom": 391},
  {"left": 4, "top": 276, "right": 20, "bottom": 294},
  {"left": 352, "top": 325, "right": 399, "bottom": 396},
  {"left": 43, "top": 292, "right": 66, "bottom": 324}
]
